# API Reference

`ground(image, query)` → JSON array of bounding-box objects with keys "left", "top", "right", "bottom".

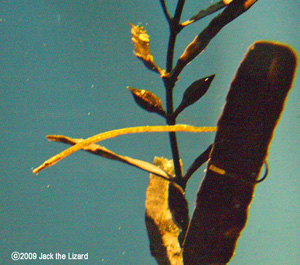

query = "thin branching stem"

[
  {"left": 173, "top": 0, "right": 186, "bottom": 25},
  {"left": 166, "top": 33, "right": 176, "bottom": 73},
  {"left": 159, "top": 0, "right": 172, "bottom": 24},
  {"left": 163, "top": 0, "right": 186, "bottom": 181},
  {"left": 165, "top": 76, "right": 182, "bottom": 180}
]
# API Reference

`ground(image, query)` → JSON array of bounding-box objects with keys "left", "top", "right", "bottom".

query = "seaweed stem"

[
  {"left": 163, "top": 0, "right": 187, "bottom": 181},
  {"left": 173, "top": 0, "right": 186, "bottom": 25},
  {"left": 159, "top": 0, "right": 172, "bottom": 24}
]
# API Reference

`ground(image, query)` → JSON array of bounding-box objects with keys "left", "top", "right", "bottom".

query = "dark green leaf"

[
  {"left": 174, "top": 74, "right": 215, "bottom": 117},
  {"left": 127, "top": 87, "right": 166, "bottom": 117},
  {"left": 183, "top": 144, "right": 213, "bottom": 184}
]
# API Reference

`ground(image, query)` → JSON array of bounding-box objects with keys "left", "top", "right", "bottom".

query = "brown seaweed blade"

[
  {"left": 183, "top": 41, "right": 297, "bottom": 264},
  {"left": 145, "top": 157, "right": 189, "bottom": 265},
  {"left": 45, "top": 135, "right": 171, "bottom": 180},
  {"left": 32, "top": 125, "right": 216, "bottom": 174}
]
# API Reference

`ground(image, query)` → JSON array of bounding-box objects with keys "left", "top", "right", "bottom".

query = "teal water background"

[{"left": 1, "top": 1, "right": 299, "bottom": 264}]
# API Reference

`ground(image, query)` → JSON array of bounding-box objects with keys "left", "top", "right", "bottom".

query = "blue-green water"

[{"left": 1, "top": 1, "right": 299, "bottom": 264}]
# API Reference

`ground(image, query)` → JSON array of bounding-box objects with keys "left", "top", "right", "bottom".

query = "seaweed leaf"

[
  {"left": 174, "top": 75, "right": 215, "bottom": 117},
  {"left": 32, "top": 125, "right": 217, "bottom": 174},
  {"left": 130, "top": 24, "right": 166, "bottom": 77},
  {"left": 45, "top": 135, "right": 171, "bottom": 180},
  {"left": 145, "top": 157, "right": 188, "bottom": 265},
  {"left": 171, "top": 0, "right": 258, "bottom": 82},
  {"left": 183, "top": 144, "right": 213, "bottom": 183},
  {"left": 181, "top": 1, "right": 226, "bottom": 27},
  {"left": 127, "top": 87, "right": 166, "bottom": 117},
  {"left": 183, "top": 41, "right": 298, "bottom": 264}
]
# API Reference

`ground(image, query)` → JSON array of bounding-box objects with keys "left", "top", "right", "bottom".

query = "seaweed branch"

[
  {"left": 157, "top": 0, "right": 258, "bottom": 183},
  {"left": 159, "top": 0, "right": 171, "bottom": 24},
  {"left": 171, "top": 0, "right": 257, "bottom": 82},
  {"left": 163, "top": 0, "right": 186, "bottom": 180}
]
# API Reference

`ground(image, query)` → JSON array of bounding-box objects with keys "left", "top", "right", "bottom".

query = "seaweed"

[{"left": 33, "top": 0, "right": 297, "bottom": 264}]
